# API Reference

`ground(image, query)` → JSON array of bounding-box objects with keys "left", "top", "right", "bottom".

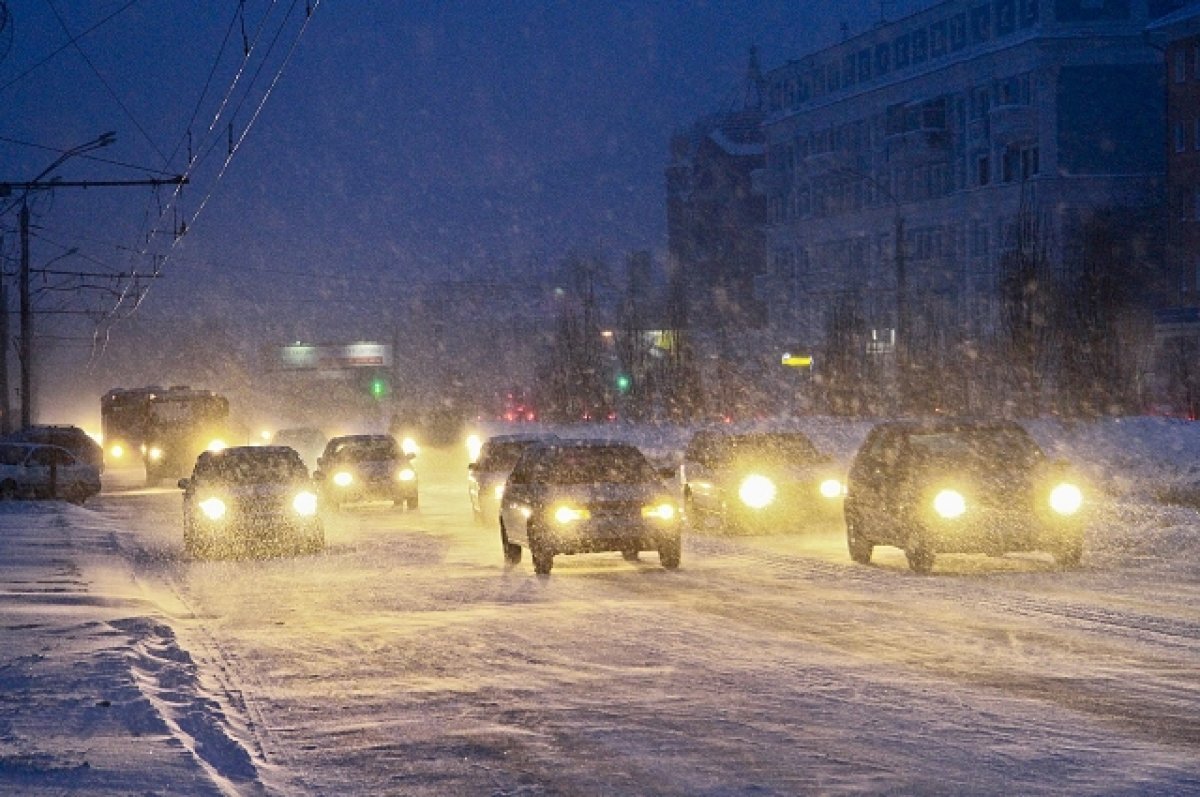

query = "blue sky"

[{"left": 0, "top": 1, "right": 928, "bottom": 417}]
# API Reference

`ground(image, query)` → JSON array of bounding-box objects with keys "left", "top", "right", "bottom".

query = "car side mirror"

[{"left": 177, "top": 478, "right": 190, "bottom": 491}]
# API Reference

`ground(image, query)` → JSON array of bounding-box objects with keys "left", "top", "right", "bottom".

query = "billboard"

[{"left": 276, "top": 342, "right": 392, "bottom": 371}]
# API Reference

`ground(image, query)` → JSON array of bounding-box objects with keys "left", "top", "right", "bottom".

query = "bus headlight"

[
  {"left": 933, "top": 489, "right": 966, "bottom": 519},
  {"left": 333, "top": 471, "right": 353, "bottom": 487},
  {"left": 198, "top": 497, "right": 227, "bottom": 521},
  {"left": 206, "top": 439, "right": 227, "bottom": 453},
  {"left": 109, "top": 444, "right": 125, "bottom": 460},
  {"left": 401, "top": 437, "right": 420, "bottom": 457},
  {"left": 739, "top": 475, "right": 777, "bottom": 509},
  {"left": 1049, "top": 483, "right": 1083, "bottom": 515},
  {"left": 292, "top": 491, "right": 319, "bottom": 517},
  {"left": 641, "top": 502, "right": 677, "bottom": 521},
  {"left": 819, "top": 478, "right": 844, "bottom": 499},
  {"left": 148, "top": 447, "right": 164, "bottom": 462}
]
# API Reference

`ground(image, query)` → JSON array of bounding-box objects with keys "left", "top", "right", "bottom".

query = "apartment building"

[{"left": 756, "top": 0, "right": 1176, "bottom": 407}]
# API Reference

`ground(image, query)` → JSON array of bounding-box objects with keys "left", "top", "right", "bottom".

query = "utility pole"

[
  {"left": 4, "top": 172, "right": 187, "bottom": 427},
  {"left": 0, "top": 232, "right": 8, "bottom": 434}
]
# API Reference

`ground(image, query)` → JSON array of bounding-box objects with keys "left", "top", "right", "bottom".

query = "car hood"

[{"left": 537, "top": 482, "right": 670, "bottom": 505}]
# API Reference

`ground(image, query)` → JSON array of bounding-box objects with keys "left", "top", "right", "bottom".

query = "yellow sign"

[{"left": 781, "top": 353, "right": 813, "bottom": 368}]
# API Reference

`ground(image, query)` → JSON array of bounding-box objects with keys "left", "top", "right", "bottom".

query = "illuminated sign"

[
  {"left": 277, "top": 342, "right": 392, "bottom": 371},
  {"left": 781, "top": 352, "right": 813, "bottom": 368}
]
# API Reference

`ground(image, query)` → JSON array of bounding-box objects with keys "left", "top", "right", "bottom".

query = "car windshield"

[
  {"left": 479, "top": 441, "right": 538, "bottom": 471},
  {"left": 907, "top": 428, "right": 1044, "bottom": 471},
  {"left": 723, "top": 433, "right": 821, "bottom": 465},
  {"left": 535, "top": 447, "right": 656, "bottom": 485},
  {"left": 196, "top": 451, "right": 308, "bottom": 485},
  {"left": 332, "top": 439, "right": 398, "bottom": 462}
]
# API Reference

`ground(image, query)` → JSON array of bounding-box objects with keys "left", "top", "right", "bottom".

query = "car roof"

[
  {"left": 484, "top": 433, "right": 559, "bottom": 444},
  {"left": 877, "top": 417, "right": 1027, "bottom": 435},
  {"left": 328, "top": 434, "right": 392, "bottom": 443}
]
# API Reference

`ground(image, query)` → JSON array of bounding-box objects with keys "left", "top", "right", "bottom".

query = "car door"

[{"left": 499, "top": 453, "right": 539, "bottom": 546}]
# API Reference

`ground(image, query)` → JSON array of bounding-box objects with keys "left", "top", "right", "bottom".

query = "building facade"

[{"left": 756, "top": 0, "right": 1177, "bottom": 412}]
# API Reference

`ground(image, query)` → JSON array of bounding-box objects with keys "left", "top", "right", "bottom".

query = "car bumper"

[
  {"left": 328, "top": 479, "right": 417, "bottom": 504},
  {"left": 922, "top": 510, "right": 1083, "bottom": 554},
  {"left": 542, "top": 517, "right": 682, "bottom": 554},
  {"left": 190, "top": 514, "right": 323, "bottom": 552}
]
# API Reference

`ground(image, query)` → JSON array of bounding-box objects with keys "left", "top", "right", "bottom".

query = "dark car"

[
  {"left": 680, "top": 430, "right": 845, "bottom": 532},
  {"left": 7, "top": 425, "right": 104, "bottom": 474},
  {"left": 467, "top": 432, "right": 559, "bottom": 525},
  {"left": 498, "top": 440, "right": 682, "bottom": 575},
  {"left": 844, "top": 419, "right": 1087, "bottom": 573},
  {"left": 315, "top": 434, "right": 417, "bottom": 509},
  {"left": 178, "top": 445, "right": 323, "bottom": 558}
]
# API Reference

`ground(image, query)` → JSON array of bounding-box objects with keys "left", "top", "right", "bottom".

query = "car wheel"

[
  {"left": 528, "top": 525, "right": 553, "bottom": 575},
  {"left": 845, "top": 508, "right": 874, "bottom": 565},
  {"left": 406, "top": 494, "right": 419, "bottom": 510},
  {"left": 500, "top": 523, "right": 521, "bottom": 565},
  {"left": 905, "top": 534, "right": 936, "bottom": 574},
  {"left": 621, "top": 548, "right": 640, "bottom": 562},
  {"left": 658, "top": 535, "right": 681, "bottom": 570}
]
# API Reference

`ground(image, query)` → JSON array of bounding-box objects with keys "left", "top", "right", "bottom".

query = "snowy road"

[{"left": 19, "top": 440, "right": 1200, "bottom": 795}]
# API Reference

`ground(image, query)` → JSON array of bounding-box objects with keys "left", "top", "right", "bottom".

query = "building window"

[
  {"left": 977, "top": 155, "right": 990, "bottom": 186},
  {"left": 1194, "top": 117, "right": 1200, "bottom": 150},
  {"left": 1177, "top": 122, "right": 1188, "bottom": 153},
  {"left": 1176, "top": 49, "right": 1188, "bottom": 83},
  {"left": 1193, "top": 188, "right": 1200, "bottom": 221}
]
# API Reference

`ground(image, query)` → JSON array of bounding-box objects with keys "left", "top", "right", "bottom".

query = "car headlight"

[
  {"left": 1049, "top": 482, "right": 1083, "bottom": 515},
  {"left": 641, "top": 502, "right": 677, "bottom": 521},
  {"left": 493, "top": 484, "right": 505, "bottom": 500},
  {"left": 333, "top": 471, "right": 354, "bottom": 487},
  {"left": 148, "top": 446, "right": 164, "bottom": 462},
  {"left": 553, "top": 505, "right": 591, "bottom": 524},
  {"left": 198, "top": 497, "right": 227, "bottom": 521},
  {"left": 933, "top": 489, "right": 966, "bottom": 519},
  {"left": 206, "top": 439, "right": 227, "bottom": 453},
  {"left": 293, "top": 491, "right": 319, "bottom": 517},
  {"left": 466, "top": 434, "right": 483, "bottom": 463},
  {"left": 819, "top": 478, "right": 844, "bottom": 499},
  {"left": 401, "top": 437, "right": 420, "bottom": 457},
  {"left": 109, "top": 444, "right": 125, "bottom": 460},
  {"left": 396, "top": 468, "right": 416, "bottom": 482},
  {"left": 739, "top": 474, "right": 777, "bottom": 509}
]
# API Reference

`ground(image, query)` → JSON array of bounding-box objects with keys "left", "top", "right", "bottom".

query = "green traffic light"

[
  {"left": 370, "top": 378, "right": 387, "bottom": 398},
  {"left": 616, "top": 373, "right": 631, "bottom": 393}
]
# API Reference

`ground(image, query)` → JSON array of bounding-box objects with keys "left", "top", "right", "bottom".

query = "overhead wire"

[{"left": 0, "top": 0, "right": 141, "bottom": 94}]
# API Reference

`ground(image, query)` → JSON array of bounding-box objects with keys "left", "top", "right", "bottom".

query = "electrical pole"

[
  {"left": 4, "top": 173, "right": 187, "bottom": 427},
  {"left": 0, "top": 232, "right": 8, "bottom": 434}
]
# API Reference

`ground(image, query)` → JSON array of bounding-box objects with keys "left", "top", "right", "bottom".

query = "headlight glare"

[
  {"left": 206, "top": 439, "right": 227, "bottom": 453},
  {"left": 641, "top": 502, "right": 677, "bottom": 521},
  {"left": 292, "top": 491, "right": 319, "bottom": 517},
  {"left": 819, "top": 478, "right": 844, "bottom": 499},
  {"left": 198, "top": 497, "right": 226, "bottom": 520},
  {"left": 148, "top": 446, "right": 164, "bottom": 462},
  {"left": 1049, "top": 483, "right": 1083, "bottom": 515},
  {"left": 396, "top": 468, "right": 416, "bottom": 482},
  {"left": 401, "top": 437, "right": 420, "bottom": 457},
  {"left": 933, "top": 489, "right": 967, "bottom": 519},
  {"left": 739, "top": 475, "right": 777, "bottom": 509},
  {"left": 333, "top": 471, "right": 353, "bottom": 487},
  {"left": 553, "top": 505, "right": 591, "bottom": 524},
  {"left": 110, "top": 444, "right": 125, "bottom": 459},
  {"left": 493, "top": 484, "right": 505, "bottom": 500}
]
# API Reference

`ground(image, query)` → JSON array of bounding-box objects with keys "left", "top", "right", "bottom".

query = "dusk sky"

[{"left": 0, "top": 1, "right": 928, "bottom": 419}]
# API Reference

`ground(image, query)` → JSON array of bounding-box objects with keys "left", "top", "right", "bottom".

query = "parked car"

[
  {"left": 178, "top": 445, "right": 323, "bottom": 558},
  {"left": 0, "top": 442, "right": 102, "bottom": 504},
  {"left": 314, "top": 434, "right": 417, "bottom": 509},
  {"left": 844, "top": 418, "right": 1087, "bottom": 573},
  {"left": 6, "top": 424, "right": 104, "bottom": 473},
  {"left": 680, "top": 430, "right": 845, "bottom": 532},
  {"left": 468, "top": 432, "right": 559, "bottom": 525},
  {"left": 499, "top": 439, "right": 681, "bottom": 575},
  {"left": 271, "top": 427, "right": 327, "bottom": 469}
]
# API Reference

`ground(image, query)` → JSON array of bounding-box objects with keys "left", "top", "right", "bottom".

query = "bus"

[{"left": 101, "top": 386, "right": 232, "bottom": 484}]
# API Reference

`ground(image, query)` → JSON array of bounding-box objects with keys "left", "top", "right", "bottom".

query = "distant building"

[
  {"left": 1148, "top": 4, "right": 1200, "bottom": 417},
  {"left": 756, "top": 0, "right": 1180, "bottom": 412},
  {"left": 665, "top": 49, "right": 769, "bottom": 416}
]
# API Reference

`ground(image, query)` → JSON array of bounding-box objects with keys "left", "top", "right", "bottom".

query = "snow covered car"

[
  {"left": 680, "top": 430, "right": 845, "bottom": 532},
  {"left": 844, "top": 419, "right": 1086, "bottom": 573},
  {"left": 314, "top": 434, "right": 417, "bottom": 509},
  {"left": 179, "top": 446, "right": 323, "bottom": 558},
  {"left": 6, "top": 424, "right": 104, "bottom": 473},
  {"left": 467, "top": 432, "right": 559, "bottom": 525},
  {"left": 0, "top": 442, "right": 102, "bottom": 504},
  {"left": 499, "top": 440, "right": 681, "bottom": 575}
]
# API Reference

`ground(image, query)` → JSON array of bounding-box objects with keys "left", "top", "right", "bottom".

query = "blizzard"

[{"left": 2, "top": 416, "right": 1199, "bottom": 796}]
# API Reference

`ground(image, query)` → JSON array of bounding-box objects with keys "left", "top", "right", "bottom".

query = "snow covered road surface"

[{"left": 3, "top": 418, "right": 1200, "bottom": 795}]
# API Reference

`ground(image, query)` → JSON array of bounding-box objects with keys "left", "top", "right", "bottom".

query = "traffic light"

[
  {"left": 364, "top": 370, "right": 390, "bottom": 400},
  {"left": 615, "top": 373, "right": 632, "bottom": 394}
]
